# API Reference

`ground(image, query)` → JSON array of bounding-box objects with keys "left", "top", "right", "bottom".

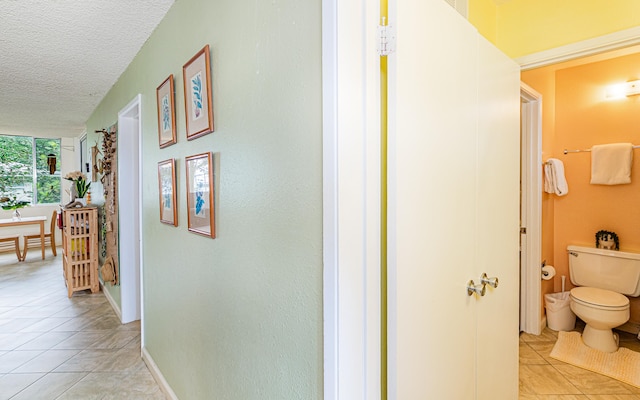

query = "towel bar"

[{"left": 564, "top": 145, "right": 640, "bottom": 154}]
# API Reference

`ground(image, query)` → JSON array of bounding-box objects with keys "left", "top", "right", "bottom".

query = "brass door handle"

[
  {"left": 467, "top": 280, "right": 486, "bottom": 297},
  {"left": 481, "top": 273, "right": 499, "bottom": 289}
]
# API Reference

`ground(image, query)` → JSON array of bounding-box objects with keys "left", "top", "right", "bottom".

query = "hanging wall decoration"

[
  {"left": 100, "top": 255, "right": 118, "bottom": 286},
  {"left": 47, "top": 154, "right": 56, "bottom": 174},
  {"left": 96, "top": 125, "right": 120, "bottom": 286},
  {"left": 185, "top": 152, "right": 215, "bottom": 238},
  {"left": 91, "top": 143, "right": 102, "bottom": 182},
  {"left": 156, "top": 74, "right": 177, "bottom": 148},
  {"left": 158, "top": 158, "right": 178, "bottom": 226},
  {"left": 183, "top": 45, "right": 214, "bottom": 140}
]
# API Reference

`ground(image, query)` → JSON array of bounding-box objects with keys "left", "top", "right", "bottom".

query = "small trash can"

[{"left": 544, "top": 291, "right": 576, "bottom": 331}]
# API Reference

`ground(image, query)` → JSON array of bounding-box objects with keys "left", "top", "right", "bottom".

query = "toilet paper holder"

[
  {"left": 541, "top": 260, "right": 549, "bottom": 276},
  {"left": 541, "top": 261, "right": 557, "bottom": 281}
]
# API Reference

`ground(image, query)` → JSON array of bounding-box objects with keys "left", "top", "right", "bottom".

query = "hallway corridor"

[{"left": 0, "top": 252, "right": 165, "bottom": 399}]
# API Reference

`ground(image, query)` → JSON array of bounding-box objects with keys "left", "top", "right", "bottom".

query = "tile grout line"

[{"left": 0, "top": 253, "right": 165, "bottom": 399}]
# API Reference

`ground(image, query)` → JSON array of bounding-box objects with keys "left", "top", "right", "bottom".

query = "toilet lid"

[{"left": 570, "top": 287, "right": 629, "bottom": 309}]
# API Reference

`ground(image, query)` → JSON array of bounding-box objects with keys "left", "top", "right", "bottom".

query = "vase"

[
  {"left": 12, "top": 209, "right": 21, "bottom": 221},
  {"left": 78, "top": 197, "right": 87, "bottom": 207}
]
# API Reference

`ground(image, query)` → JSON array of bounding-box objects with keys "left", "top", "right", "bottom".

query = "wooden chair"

[
  {"left": 0, "top": 236, "right": 23, "bottom": 262},
  {"left": 22, "top": 210, "right": 58, "bottom": 260}
]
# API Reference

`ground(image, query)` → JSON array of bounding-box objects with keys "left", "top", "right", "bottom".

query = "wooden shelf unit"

[{"left": 61, "top": 207, "right": 99, "bottom": 297}]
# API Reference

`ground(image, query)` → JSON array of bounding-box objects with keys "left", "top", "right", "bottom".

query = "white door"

[
  {"left": 474, "top": 35, "right": 521, "bottom": 398},
  {"left": 387, "top": 1, "right": 520, "bottom": 398}
]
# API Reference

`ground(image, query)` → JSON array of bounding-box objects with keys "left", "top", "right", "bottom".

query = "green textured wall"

[{"left": 86, "top": 0, "right": 323, "bottom": 397}]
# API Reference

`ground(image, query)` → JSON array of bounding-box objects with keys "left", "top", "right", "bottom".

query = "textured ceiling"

[{"left": 0, "top": 0, "right": 174, "bottom": 138}]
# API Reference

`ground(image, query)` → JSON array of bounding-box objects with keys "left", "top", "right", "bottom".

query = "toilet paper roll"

[{"left": 541, "top": 265, "right": 556, "bottom": 280}]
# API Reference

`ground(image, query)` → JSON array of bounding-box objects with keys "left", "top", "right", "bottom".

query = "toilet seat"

[{"left": 570, "top": 287, "right": 629, "bottom": 311}]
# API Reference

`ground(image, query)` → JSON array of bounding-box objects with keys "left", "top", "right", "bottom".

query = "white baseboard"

[
  {"left": 100, "top": 282, "right": 122, "bottom": 322},
  {"left": 142, "top": 347, "right": 179, "bottom": 400}
]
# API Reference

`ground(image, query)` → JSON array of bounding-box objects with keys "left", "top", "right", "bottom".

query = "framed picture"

[
  {"left": 158, "top": 159, "right": 178, "bottom": 226},
  {"left": 183, "top": 45, "right": 214, "bottom": 140},
  {"left": 185, "top": 152, "right": 215, "bottom": 238},
  {"left": 156, "top": 75, "right": 177, "bottom": 148}
]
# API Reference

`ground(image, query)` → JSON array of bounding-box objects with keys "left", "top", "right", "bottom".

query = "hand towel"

[
  {"left": 544, "top": 158, "right": 569, "bottom": 196},
  {"left": 590, "top": 143, "right": 633, "bottom": 185},
  {"left": 544, "top": 163, "right": 555, "bottom": 194}
]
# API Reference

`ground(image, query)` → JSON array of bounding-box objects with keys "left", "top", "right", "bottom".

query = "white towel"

[
  {"left": 590, "top": 143, "right": 633, "bottom": 185},
  {"left": 544, "top": 158, "right": 569, "bottom": 196}
]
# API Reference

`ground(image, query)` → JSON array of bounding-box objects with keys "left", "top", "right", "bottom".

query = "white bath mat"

[{"left": 550, "top": 330, "right": 640, "bottom": 388}]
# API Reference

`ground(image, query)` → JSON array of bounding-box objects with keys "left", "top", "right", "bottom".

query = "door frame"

[
  {"left": 517, "top": 31, "right": 640, "bottom": 335},
  {"left": 117, "top": 94, "right": 143, "bottom": 326},
  {"left": 516, "top": 26, "right": 640, "bottom": 70},
  {"left": 520, "top": 83, "right": 543, "bottom": 335},
  {"left": 322, "top": 3, "right": 640, "bottom": 399},
  {"left": 322, "top": 0, "right": 381, "bottom": 398}
]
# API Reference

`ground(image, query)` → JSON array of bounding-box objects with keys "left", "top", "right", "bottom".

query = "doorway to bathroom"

[
  {"left": 520, "top": 83, "right": 542, "bottom": 335},
  {"left": 517, "top": 29, "right": 640, "bottom": 336}
]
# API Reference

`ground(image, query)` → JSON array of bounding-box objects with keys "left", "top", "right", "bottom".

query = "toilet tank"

[{"left": 568, "top": 245, "right": 640, "bottom": 297}]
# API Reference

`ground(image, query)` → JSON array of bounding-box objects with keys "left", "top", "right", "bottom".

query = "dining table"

[{"left": 0, "top": 216, "right": 46, "bottom": 260}]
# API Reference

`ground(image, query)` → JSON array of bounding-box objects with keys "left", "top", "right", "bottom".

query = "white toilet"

[{"left": 568, "top": 245, "right": 640, "bottom": 353}]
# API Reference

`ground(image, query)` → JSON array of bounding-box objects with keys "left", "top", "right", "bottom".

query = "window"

[{"left": 0, "top": 135, "right": 61, "bottom": 205}]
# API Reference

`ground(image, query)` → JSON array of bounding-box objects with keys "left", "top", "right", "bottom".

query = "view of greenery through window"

[{"left": 0, "top": 135, "right": 61, "bottom": 205}]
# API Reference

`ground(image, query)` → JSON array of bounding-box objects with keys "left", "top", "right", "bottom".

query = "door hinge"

[
  {"left": 377, "top": 18, "right": 395, "bottom": 56},
  {"left": 520, "top": 227, "right": 527, "bottom": 234}
]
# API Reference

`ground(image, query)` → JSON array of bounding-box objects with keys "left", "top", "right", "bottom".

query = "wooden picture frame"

[
  {"left": 158, "top": 159, "right": 178, "bottom": 226},
  {"left": 185, "top": 152, "right": 215, "bottom": 238},
  {"left": 183, "top": 45, "right": 214, "bottom": 140},
  {"left": 156, "top": 75, "right": 177, "bottom": 148}
]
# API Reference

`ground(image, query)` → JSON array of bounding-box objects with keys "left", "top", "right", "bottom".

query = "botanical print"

[
  {"left": 161, "top": 170, "right": 172, "bottom": 209},
  {"left": 190, "top": 71, "right": 203, "bottom": 120},
  {"left": 156, "top": 75, "right": 176, "bottom": 148},
  {"left": 192, "top": 158, "right": 208, "bottom": 218},
  {"left": 182, "top": 46, "right": 213, "bottom": 140},
  {"left": 158, "top": 159, "right": 177, "bottom": 226},
  {"left": 195, "top": 191, "right": 205, "bottom": 215},
  {"left": 185, "top": 152, "right": 214, "bottom": 238},
  {"left": 161, "top": 94, "right": 171, "bottom": 133}
]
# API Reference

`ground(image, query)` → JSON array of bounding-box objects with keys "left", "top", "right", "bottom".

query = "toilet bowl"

[
  {"left": 567, "top": 245, "right": 640, "bottom": 353},
  {"left": 569, "top": 286, "right": 629, "bottom": 353}
]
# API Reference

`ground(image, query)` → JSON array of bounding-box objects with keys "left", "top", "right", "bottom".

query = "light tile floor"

[
  {"left": 0, "top": 251, "right": 166, "bottom": 399},
  {"left": 520, "top": 319, "right": 640, "bottom": 399},
  {"left": 4, "top": 249, "right": 640, "bottom": 399}
]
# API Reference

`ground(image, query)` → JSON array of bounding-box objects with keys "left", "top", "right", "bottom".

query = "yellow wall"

[
  {"left": 523, "top": 51, "right": 640, "bottom": 325},
  {"left": 468, "top": 0, "right": 496, "bottom": 44},
  {"left": 470, "top": 0, "right": 640, "bottom": 58}
]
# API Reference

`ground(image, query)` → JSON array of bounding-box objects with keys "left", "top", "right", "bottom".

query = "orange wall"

[{"left": 524, "top": 51, "right": 640, "bottom": 325}]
